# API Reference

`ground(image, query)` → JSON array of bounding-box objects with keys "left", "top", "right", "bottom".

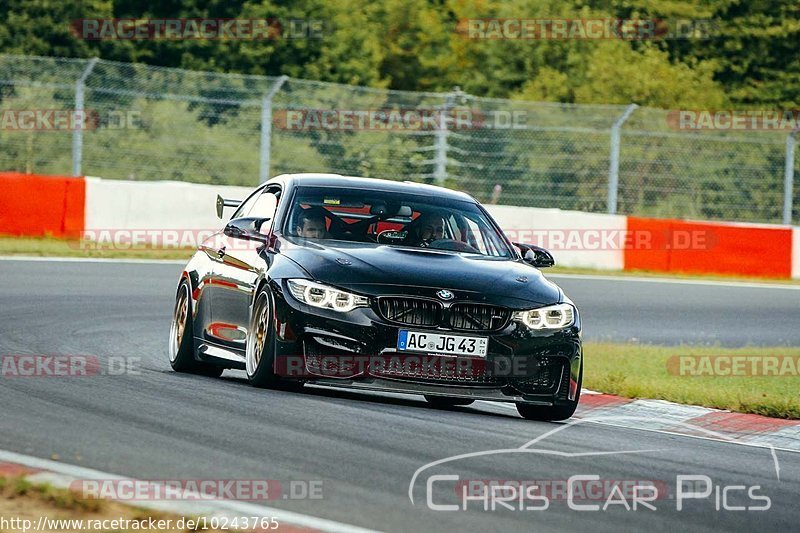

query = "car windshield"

[{"left": 285, "top": 186, "right": 513, "bottom": 258}]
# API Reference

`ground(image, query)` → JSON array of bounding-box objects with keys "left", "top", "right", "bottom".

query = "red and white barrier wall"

[
  {"left": 487, "top": 204, "right": 627, "bottom": 270},
  {"left": 2, "top": 172, "right": 799, "bottom": 279},
  {"left": 794, "top": 228, "right": 800, "bottom": 280},
  {"left": 0, "top": 172, "right": 86, "bottom": 238},
  {"left": 84, "top": 176, "right": 249, "bottom": 231},
  {"left": 624, "top": 217, "right": 795, "bottom": 279}
]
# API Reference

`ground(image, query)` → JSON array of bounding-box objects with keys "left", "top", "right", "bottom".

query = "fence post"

[
  {"left": 72, "top": 57, "right": 99, "bottom": 177},
  {"left": 433, "top": 106, "right": 449, "bottom": 186},
  {"left": 259, "top": 75, "right": 288, "bottom": 184},
  {"left": 433, "top": 88, "right": 463, "bottom": 186},
  {"left": 607, "top": 103, "right": 638, "bottom": 214},
  {"left": 784, "top": 130, "right": 797, "bottom": 225}
]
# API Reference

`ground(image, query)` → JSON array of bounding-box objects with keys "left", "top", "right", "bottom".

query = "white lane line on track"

[
  {"left": 0, "top": 255, "right": 186, "bottom": 265},
  {"left": 0, "top": 449, "right": 382, "bottom": 533},
  {"left": 547, "top": 273, "right": 800, "bottom": 290}
]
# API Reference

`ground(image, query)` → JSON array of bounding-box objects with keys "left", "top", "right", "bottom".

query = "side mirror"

[
  {"left": 224, "top": 217, "right": 271, "bottom": 244},
  {"left": 513, "top": 242, "right": 555, "bottom": 268},
  {"left": 216, "top": 194, "right": 242, "bottom": 219}
]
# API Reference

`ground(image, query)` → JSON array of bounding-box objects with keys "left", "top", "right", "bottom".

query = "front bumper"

[{"left": 270, "top": 281, "right": 582, "bottom": 405}]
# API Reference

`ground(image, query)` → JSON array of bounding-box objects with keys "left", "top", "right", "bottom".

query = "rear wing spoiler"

[{"left": 216, "top": 194, "right": 242, "bottom": 219}]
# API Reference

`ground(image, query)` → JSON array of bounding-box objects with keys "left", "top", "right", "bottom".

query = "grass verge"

[
  {"left": 0, "top": 236, "right": 194, "bottom": 260},
  {"left": 0, "top": 474, "right": 224, "bottom": 532},
  {"left": 584, "top": 342, "right": 800, "bottom": 419}
]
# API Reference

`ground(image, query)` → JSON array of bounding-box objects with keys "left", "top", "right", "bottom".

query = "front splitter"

[{"left": 302, "top": 376, "right": 555, "bottom": 405}]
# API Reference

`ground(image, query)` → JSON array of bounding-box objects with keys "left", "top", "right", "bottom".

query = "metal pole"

[
  {"left": 607, "top": 103, "right": 638, "bottom": 214},
  {"left": 433, "top": 88, "right": 463, "bottom": 186},
  {"left": 784, "top": 130, "right": 797, "bottom": 225},
  {"left": 72, "top": 57, "right": 99, "bottom": 177},
  {"left": 433, "top": 105, "right": 448, "bottom": 186},
  {"left": 259, "top": 75, "right": 288, "bottom": 184}
]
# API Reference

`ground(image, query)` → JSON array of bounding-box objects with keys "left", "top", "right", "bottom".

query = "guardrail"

[{"left": 2, "top": 172, "right": 798, "bottom": 279}]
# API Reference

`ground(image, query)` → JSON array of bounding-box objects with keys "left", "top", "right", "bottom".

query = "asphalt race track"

[
  {"left": 1, "top": 258, "right": 798, "bottom": 532},
  {"left": 549, "top": 273, "right": 800, "bottom": 347}
]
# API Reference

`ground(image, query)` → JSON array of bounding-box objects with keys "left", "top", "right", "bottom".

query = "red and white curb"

[
  {"left": 0, "top": 450, "right": 379, "bottom": 533},
  {"left": 484, "top": 389, "right": 800, "bottom": 453},
  {"left": 575, "top": 390, "right": 800, "bottom": 452}
]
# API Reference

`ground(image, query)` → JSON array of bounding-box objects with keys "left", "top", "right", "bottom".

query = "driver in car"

[
  {"left": 294, "top": 207, "right": 329, "bottom": 239},
  {"left": 404, "top": 212, "right": 446, "bottom": 248}
]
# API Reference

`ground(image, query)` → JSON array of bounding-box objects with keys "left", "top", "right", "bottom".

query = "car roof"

[{"left": 269, "top": 173, "right": 476, "bottom": 202}]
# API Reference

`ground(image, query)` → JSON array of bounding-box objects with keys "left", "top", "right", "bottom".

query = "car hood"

[{"left": 279, "top": 238, "right": 561, "bottom": 308}]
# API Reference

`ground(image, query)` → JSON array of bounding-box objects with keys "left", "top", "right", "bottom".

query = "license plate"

[{"left": 397, "top": 330, "right": 488, "bottom": 357}]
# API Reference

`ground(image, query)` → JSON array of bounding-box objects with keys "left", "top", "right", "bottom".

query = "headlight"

[
  {"left": 287, "top": 279, "right": 369, "bottom": 312},
  {"left": 514, "top": 303, "right": 575, "bottom": 330}
]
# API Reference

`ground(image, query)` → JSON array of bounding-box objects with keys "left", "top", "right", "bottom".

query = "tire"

[
  {"left": 424, "top": 395, "right": 475, "bottom": 407},
  {"left": 168, "top": 280, "right": 223, "bottom": 377},
  {"left": 516, "top": 362, "right": 582, "bottom": 421},
  {"left": 245, "top": 287, "right": 280, "bottom": 388}
]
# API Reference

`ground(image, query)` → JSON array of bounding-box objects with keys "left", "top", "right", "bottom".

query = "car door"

[
  {"left": 207, "top": 186, "right": 281, "bottom": 351},
  {"left": 195, "top": 186, "right": 261, "bottom": 347}
]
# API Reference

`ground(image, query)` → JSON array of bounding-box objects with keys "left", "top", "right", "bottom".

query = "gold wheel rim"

[
  {"left": 254, "top": 297, "right": 268, "bottom": 367},
  {"left": 175, "top": 289, "right": 188, "bottom": 346}
]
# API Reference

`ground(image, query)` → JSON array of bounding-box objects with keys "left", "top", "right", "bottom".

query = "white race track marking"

[{"left": 0, "top": 449, "right": 381, "bottom": 533}]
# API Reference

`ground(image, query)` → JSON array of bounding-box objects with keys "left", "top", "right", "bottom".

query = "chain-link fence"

[{"left": 1, "top": 54, "right": 796, "bottom": 224}]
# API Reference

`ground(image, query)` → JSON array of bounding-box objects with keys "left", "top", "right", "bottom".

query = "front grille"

[
  {"left": 377, "top": 297, "right": 510, "bottom": 333},
  {"left": 447, "top": 303, "right": 510, "bottom": 332},
  {"left": 371, "top": 355, "right": 500, "bottom": 384},
  {"left": 378, "top": 297, "right": 440, "bottom": 327}
]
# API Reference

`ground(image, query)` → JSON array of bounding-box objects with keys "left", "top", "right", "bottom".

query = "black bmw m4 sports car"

[{"left": 168, "top": 174, "right": 583, "bottom": 420}]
